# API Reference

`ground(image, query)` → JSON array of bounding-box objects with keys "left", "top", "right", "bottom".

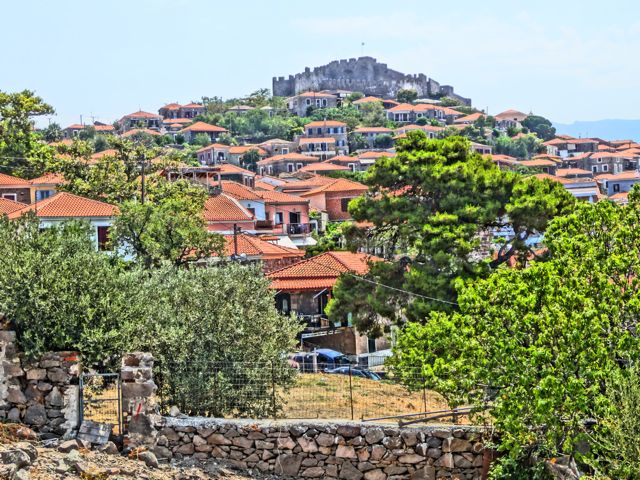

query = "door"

[{"left": 275, "top": 292, "right": 291, "bottom": 314}]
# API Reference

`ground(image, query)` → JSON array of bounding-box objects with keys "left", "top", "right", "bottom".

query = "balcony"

[{"left": 284, "top": 223, "right": 312, "bottom": 235}]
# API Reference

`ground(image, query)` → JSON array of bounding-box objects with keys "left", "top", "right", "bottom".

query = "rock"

[
  {"left": 370, "top": 444, "right": 386, "bottom": 461},
  {"left": 382, "top": 436, "right": 402, "bottom": 449},
  {"left": 426, "top": 448, "right": 441, "bottom": 459},
  {"left": 45, "top": 387, "right": 64, "bottom": 407},
  {"left": 14, "top": 427, "right": 37, "bottom": 442},
  {"left": 98, "top": 441, "right": 118, "bottom": 455},
  {"left": 255, "top": 440, "right": 274, "bottom": 449},
  {"left": 24, "top": 384, "right": 43, "bottom": 402},
  {"left": 298, "top": 435, "right": 319, "bottom": 453},
  {"left": 358, "top": 461, "right": 376, "bottom": 472},
  {"left": 153, "top": 446, "right": 173, "bottom": 461},
  {"left": 316, "top": 432, "right": 335, "bottom": 447},
  {"left": 47, "top": 367, "right": 68, "bottom": 384},
  {"left": 350, "top": 435, "right": 366, "bottom": 447},
  {"left": 411, "top": 466, "right": 436, "bottom": 479},
  {"left": 326, "top": 464, "right": 339, "bottom": 477},
  {"left": 453, "top": 453, "right": 473, "bottom": 468},
  {"left": 401, "top": 431, "right": 419, "bottom": 447},
  {"left": 274, "top": 453, "right": 302, "bottom": 476},
  {"left": 7, "top": 408, "right": 20, "bottom": 422},
  {"left": 207, "top": 433, "right": 232, "bottom": 445},
  {"left": 434, "top": 453, "right": 454, "bottom": 468},
  {"left": 364, "top": 428, "right": 385, "bottom": 445},
  {"left": 158, "top": 428, "right": 179, "bottom": 441},
  {"left": 75, "top": 461, "right": 107, "bottom": 477},
  {"left": 384, "top": 465, "right": 407, "bottom": 475},
  {"left": 36, "top": 382, "right": 52, "bottom": 392},
  {"left": 65, "top": 449, "right": 82, "bottom": 466},
  {"left": 340, "top": 461, "right": 364, "bottom": 480},
  {"left": 247, "top": 431, "right": 266, "bottom": 440},
  {"left": 14, "top": 443, "right": 37, "bottom": 463},
  {"left": 14, "top": 468, "right": 30, "bottom": 480},
  {"left": 231, "top": 436, "right": 253, "bottom": 449},
  {"left": 7, "top": 386, "right": 26, "bottom": 404},
  {"left": 399, "top": 454, "right": 425, "bottom": 464},
  {"left": 289, "top": 425, "right": 308, "bottom": 437},
  {"left": 302, "top": 466, "right": 326, "bottom": 477},
  {"left": 442, "top": 438, "right": 472, "bottom": 453},
  {"left": 138, "top": 450, "right": 159, "bottom": 468},
  {"left": 168, "top": 406, "right": 181, "bottom": 417},
  {"left": 26, "top": 369, "right": 47, "bottom": 381},
  {"left": 364, "top": 469, "right": 387, "bottom": 480},
  {"left": 58, "top": 439, "right": 80, "bottom": 453},
  {"left": 0, "top": 448, "right": 31, "bottom": 469},
  {"left": 337, "top": 425, "right": 361, "bottom": 438},
  {"left": 23, "top": 405, "right": 46, "bottom": 427},
  {"left": 175, "top": 443, "right": 195, "bottom": 455},
  {"left": 336, "top": 445, "right": 357, "bottom": 459},
  {"left": 276, "top": 436, "right": 296, "bottom": 450},
  {"left": 192, "top": 435, "right": 207, "bottom": 447}
]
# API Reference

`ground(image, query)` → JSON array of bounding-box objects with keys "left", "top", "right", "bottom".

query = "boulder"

[
  {"left": 6, "top": 387, "right": 26, "bottom": 405},
  {"left": 58, "top": 439, "right": 80, "bottom": 453},
  {"left": 274, "top": 453, "right": 302, "bottom": 476},
  {"left": 302, "top": 466, "right": 326, "bottom": 478},
  {"left": 340, "top": 461, "right": 364, "bottom": 480},
  {"left": 45, "top": 387, "right": 64, "bottom": 407},
  {"left": 336, "top": 445, "right": 357, "bottom": 459},
  {"left": 364, "top": 470, "right": 387, "bottom": 480},
  {"left": 138, "top": 450, "right": 159, "bottom": 468},
  {"left": 23, "top": 405, "right": 46, "bottom": 427}
]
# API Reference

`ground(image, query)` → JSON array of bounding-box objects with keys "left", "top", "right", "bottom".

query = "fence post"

[
  {"left": 271, "top": 360, "right": 277, "bottom": 420},
  {"left": 348, "top": 364, "right": 354, "bottom": 421}
]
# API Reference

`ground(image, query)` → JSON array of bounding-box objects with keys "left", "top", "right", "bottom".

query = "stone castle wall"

[{"left": 273, "top": 57, "right": 471, "bottom": 105}]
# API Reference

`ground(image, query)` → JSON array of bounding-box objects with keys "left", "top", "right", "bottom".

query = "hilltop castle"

[{"left": 273, "top": 57, "right": 471, "bottom": 105}]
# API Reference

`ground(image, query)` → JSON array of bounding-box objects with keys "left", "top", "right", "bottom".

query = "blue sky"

[{"left": 3, "top": 0, "right": 639, "bottom": 127}]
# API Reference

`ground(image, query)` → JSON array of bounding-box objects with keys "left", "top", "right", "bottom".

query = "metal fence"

[
  {"left": 154, "top": 361, "right": 465, "bottom": 423},
  {"left": 79, "top": 372, "right": 122, "bottom": 435}
]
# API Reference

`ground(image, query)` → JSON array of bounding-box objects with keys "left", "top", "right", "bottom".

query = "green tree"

[
  {"left": 495, "top": 134, "right": 543, "bottom": 159},
  {"left": 327, "top": 133, "right": 575, "bottom": 332},
  {"left": 243, "top": 88, "right": 271, "bottom": 108},
  {"left": 112, "top": 179, "right": 224, "bottom": 267},
  {"left": 349, "top": 133, "right": 368, "bottom": 152},
  {"left": 128, "top": 263, "right": 302, "bottom": 417},
  {"left": 192, "top": 133, "right": 212, "bottom": 147},
  {"left": 0, "top": 90, "right": 55, "bottom": 178},
  {"left": 522, "top": 115, "right": 556, "bottom": 141},
  {"left": 396, "top": 89, "right": 418, "bottom": 104},
  {"left": 360, "top": 101, "right": 388, "bottom": 127},
  {"left": 345, "top": 92, "right": 365, "bottom": 103},
  {"left": 240, "top": 149, "right": 261, "bottom": 172},
  {"left": 373, "top": 134, "right": 394, "bottom": 149},
  {"left": 388, "top": 196, "right": 640, "bottom": 474},
  {"left": 0, "top": 215, "right": 144, "bottom": 365},
  {"left": 42, "top": 122, "right": 63, "bottom": 142}
]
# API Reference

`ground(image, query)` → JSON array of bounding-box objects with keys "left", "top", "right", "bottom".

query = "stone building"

[{"left": 273, "top": 57, "right": 471, "bottom": 105}]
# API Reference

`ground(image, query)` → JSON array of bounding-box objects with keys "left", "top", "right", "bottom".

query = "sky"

[{"left": 2, "top": 0, "right": 639, "bottom": 127}]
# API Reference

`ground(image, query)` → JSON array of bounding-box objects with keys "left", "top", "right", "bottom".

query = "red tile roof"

[
  {"left": 494, "top": 109, "right": 528, "bottom": 121},
  {"left": 161, "top": 103, "right": 182, "bottom": 110},
  {"left": 180, "top": 121, "right": 227, "bottom": 133},
  {"left": 203, "top": 193, "right": 254, "bottom": 222},
  {"left": 352, "top": 96, "right": 383, "bottom": 104},
  {"left": 357, "top": 151, "right": 395, "bottom": 160},
  {"left": 304, "top": 120, "right": 347, "bottom": 128},
  {"left": 121, "top": 128, "right": 161, "bottom": 137},
  {"left": 0, "top": 173, "right": 30, "bottom": 187},
  {"left": 182, "top": 103, "right": 204, "bottom": 109},
  {"left": 228, "top": 146, "right": 267, "bottom": 155},
  {"left": 0, "top": 198, "right": 27, "bottom": 215},
  {"left": 65, "top": 124, "right": 84, "bottom": 130},
  {"left": 454, "top": 112, "right": 485, "bottom": 123},
  {"left": 162, "top": 117, "right": 192, "bottom": 124},
  {"left": 196, "top": 143, "right": 229, "bottom": 153},
  {"left": 7, "top": 192, "right": 118, "bottom": 219},
  {"left": 29, "top": 173, "right": 66, "bottom": 185},
  {"left": 94, "top": 124, "right": 115, "bottom": 132},
  {"left": 220, "top": 181, "right": 263, "bottom": 201},
  {"left": 215, "top": 164, "right": 255, "bottom": 176},
  {"left": 221, "top": 233, "right": 304, "bottom": 259},
  {"left": 267, "top": 251, "right": 381, "bottom": 291},
  {"left": 596, "top": 171, "right": 640, "bottom": 181},
  {"left": 297, "top": 92, "right": 337, "bottom": 98},
  {"left": 517, "top": 159, "right": 556, "bottom": 167},
  {"left": 123, "top": 110, "right": 162, "bottom": 119},
  {"left": 353, "top": 127, "right": 393, "bottom": 134},
  {"left": 257, "top": 153, "right": 318, "bottom": 165},
  {"left": 258, "top": 190, "right": 310, "bottom": 204},
  {"left": 300, "top": 178, "right": 368, "bottom": 197}
]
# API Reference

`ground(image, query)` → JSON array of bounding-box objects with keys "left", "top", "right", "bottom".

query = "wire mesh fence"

[
  {"left": 79, "top": 372, "right": 122, "bottom": 435},
  {"left": 154, "top": 361, "right": 464, "bottom": 423}
]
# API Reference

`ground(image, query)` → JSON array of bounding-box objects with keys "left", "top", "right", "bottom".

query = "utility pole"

[{"left": 233, "top": 223, "right": 240, "bottom": 258}]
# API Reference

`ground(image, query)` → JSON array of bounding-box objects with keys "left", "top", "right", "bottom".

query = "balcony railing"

[{"left": 284, "top": 223, "right": 311, "bottom": 235}]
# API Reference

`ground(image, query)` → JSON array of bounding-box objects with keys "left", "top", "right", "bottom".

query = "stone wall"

[
  {"left": 273, "top": 57, "right": 472, "bottom": 105},
  {"left": 153, "top": 417, "right": 487, "bottom": 479},
  {"left": 0, "top": 330, "right": 80, "bottom": 439}
]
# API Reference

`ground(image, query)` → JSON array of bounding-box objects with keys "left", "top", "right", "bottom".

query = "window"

[
  {"left": 296, "top": 163, "right": 303, "bottom": 170},
  {"left": 282, "top": 148, "right": 289, "bottom": 154},
  {"left": 317, "top": 128, "right": 322, "bottom": 135},
  {"left": 603, "top": 164, "right": 608, "bottom": 172},
  {"left": 1, "top": 193, "right": 17, "bottom": 201},
  {"left": 341, "top": 198, "right": 350, "bottom": 212},
  {"left": 97, "top": 226, "right": 110, "bottom": 251},
  {"left": 316, "top": 99, "right": 321, "bottom": 107},
  {"left": 267, "top": 166, "right": 273, "bottom": 175},
  {"left": 287, "top": 163, "right": 294, "bottom": 172},
  {"left": 306, "top": 99, "right": 311, "bottom": 106},
  {"left": 348, "top": 163, "right": 356, "bottom": 172},
  {"left": 592, "top": 166, "right": 598, "bottom": 173},
  {"left": 275, "top": 212, "right": 284, "bottom": 225},
  {"left": 36, "top": 190, "right": 53, "bottom": 201},
  {"left": 322, "top": 99, "right": 327, "bottom": 107},
  {"left": 613, "top": 183, "right": 620, "bottom": 193}
]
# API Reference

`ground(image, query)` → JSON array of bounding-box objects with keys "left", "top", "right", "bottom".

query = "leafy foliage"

[
  {"left": 397, "top": 89, "right": 418, "bottom": 104},
  {"left": 390, "top": 195, "right": 640, "bottom": 470},
  {"left": 522, "top": 115, "right": 556, "bottom": 141},
  {"left": 328, "top": 133, "right": 574, "bottom": 332}
]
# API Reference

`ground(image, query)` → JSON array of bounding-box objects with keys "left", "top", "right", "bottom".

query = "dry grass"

[{"left": 281, "top": 373, "right": 452, "bottom": 422}]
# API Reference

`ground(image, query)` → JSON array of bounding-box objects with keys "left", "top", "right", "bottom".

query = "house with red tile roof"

[
  {"left": 228, "top": 145, "right": 268, "bottom": 166},
  {"left": 257, "top": 138, "right": 297, "bottom": 157},
  {"left": 203, "top": 193, "right": 255, "bottom": 234},
  {"left": 302, "top": 120, "right": 348, "bottom": 155},
  {"left": 267, "top": 251, "right": 387, "bottom": 354},
  {"left": 494, "top": 109, "right": 528, "bottom": 130},
  {"left": 0, "top": 173, "right": 33, "bottom": 204},
  {"left": 353, "top": 126, "right": 394, "bottom": 148},
  {"left": 179, "top": 121, "right": 228, "bottom": 143},
  {"left": 300, "top": 178, "right": 368, "bottom": 222},
  {"left": 30, "top": 173, "right": 66, "bottom": 202},
  {"left": 596, "top": 171, "right": 640, "bottom": 196},
  {"left": 158, "top": 102, "right": 204, "bottom": 120},
  {"left": 256, "top": 153, "right": 319, "bottom": 176},
  {"left": 298, "top": 137, "right": 337, "bottom": 160},
  {"left": 386, "top": 103, "right": 462, "bottom": 124},
  {"left": 393, "top": 124, "right": 444, "bottom": 139},
  {"left": 63, "top": 122, "right": 115, "bottom": 139},
  {"left": 298, "top": 161, "right": 350, "bottom": 174},
  {"left": 196, "top": 143, "right": 230, "bottom": 165},
  {"left": 453, "top": 112, "right": 485, "bottom": 125},
  {"left": 287, "top": 91, "right": 338, "bottom": 117},
  {"left": 7, "top": 192, "right": 119, "bottom": 250},
  {"left": 121, "top": 128, "right": 162, "bottom": 138},
  {"left": 119, "top": 111, "right": 163, "bottom": 132},
  {"left": 216, "top": 233, "right": 304, "bottom": 272}
]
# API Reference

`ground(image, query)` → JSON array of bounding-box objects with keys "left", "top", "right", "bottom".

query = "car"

[
  {"left": 324, "top": 366, "right": 381, "bottom": 381},
  {"left": 290, "top": 349, "right": 354, "bottom": 373}
]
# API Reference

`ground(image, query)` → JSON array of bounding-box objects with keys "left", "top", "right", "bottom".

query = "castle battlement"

[{"left": 273, "top": 57, "right": 471, "bottom": 105}]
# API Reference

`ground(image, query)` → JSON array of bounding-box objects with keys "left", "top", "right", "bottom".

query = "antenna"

[{"left": 361, "top": 42, "right": 365, "bottom": 57}]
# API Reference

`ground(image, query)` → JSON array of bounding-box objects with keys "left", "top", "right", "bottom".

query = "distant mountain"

[{"left": 553, "top": 119, "right": 640, "bottom": 141}]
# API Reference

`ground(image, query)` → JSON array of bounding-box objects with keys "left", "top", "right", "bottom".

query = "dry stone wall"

[
  {"left": 0, "top": 330, "right": 80, "bottom": 439},
  {"left": 153, "top": 417, "right": 487, "bottom": 479}
]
